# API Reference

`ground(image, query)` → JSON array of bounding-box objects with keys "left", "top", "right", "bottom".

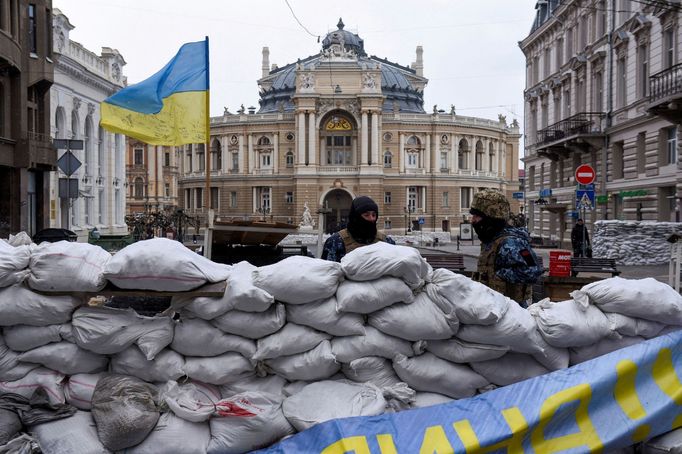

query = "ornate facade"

[
  {"left": 179, "top": 20, "right": 520, "bottom": 235},
  {"left": 49, "top": 9, "right": 127, "bottom": 240},
  {"left": 125, "top": 141, "right": 180, "bottom": 215}
]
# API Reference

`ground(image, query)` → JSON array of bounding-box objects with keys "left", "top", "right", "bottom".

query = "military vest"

[
  {"left": 339, "top": 229, "right": 386, "bottom": 254},
  {"left": 474, "top": 235, "right": 531, "bottom": 305}
]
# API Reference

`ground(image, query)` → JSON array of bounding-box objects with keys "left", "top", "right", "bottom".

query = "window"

[
  {"left": 637, "top": 43, "right": 648, "bottom": 98},
  {"left": 84, "top": 196, "right": 91, "bottom": 226},
  {"left": 256, "top": 187, "right": 271, "bottom": 211},
  {"left": 384, "top": 151, "right": 392, "bottom": 168},
  {"left": 440, "top": 152, "right": 448, "bottom": 171},
  {"left": 210, "top": 187, "right": 219, "bottom": 210},
  {"left": 612, "top": 141, "right": 624, "bottom": 180},
  {"left": 196, "top": 144, "right": 205, "bottom": 172},
  {"left": 617, "top": 57, "right": 627, "bottom": 108},
  {"left": 544, "top": 47, "right": 551, "bottom": 77},
  {"left": 528, "top": 166, "right": 535, "bottom": 191},
  {"left": 442, "top": 191, "right": 449, "bottom": 207},
  {"left": 230, "top": 191, "right": 237, "bottom": 208},
  {"left": 45, "top": 7, "right": 52, "bottom": 59},
  {"left": 488, "top": 143, "right": 495, "bottom": 172},
  {"left": 566, "top": 27, "right": 573, "bottom": 57},
  {"left": 384, "top": 192, "right": 392, "bottom": 204},
  {"left": 460, "top": 187, "right": 472, "bottom": 209},
  {"left": 579, "top": 15, "right": 587, "bottom": 50},
  {"left": 475, "top": 141, "right": 484, "bottom": 171},
  {"left": 261, "top": 153, "right": 271, "bottom": 168},
  {"left": 164, "top": 183, "right": 170, "bottom": 198},
  {"left": 134, "top": 147, "right": 143, "bottom": 165},
  {"left": 98, "top": 189, "right": 104, "bottom": 224},
  {"left": 384, "top": 220, "right": 391, "bottom": 230},
  {"left": 556, "top": 38, "right": 563, "bottom": 69},
  {"left": 185, "top": 188, "right": 191, "bottom": 209},
  {"left": 563, "top": 89, "right": 571, "bottom": 117},
  {"left": 211, "top": 139, "right": 221, "bottom": 170},
  {"left": 637, "top": 132, "right": 646, "bottom": 174},
  {"left": 286, "top": 151, "right": 294, "bottom": 167},
  {"left": 196, "top": 188, "right": 203, "bottom": 209},
  {"left": 593, "top": 72, "right": 603, "bottom": 112},
  {"left": 134, "top": 178, "right": 144, "bottom": 199},
  {"left": 664, "top": 28, "right": 675, "bottom": 69},
  {"left": 185, "top": 146, "right": 193, "bottom": 173},
  {"left": 231, "top": 153, "right": 239, "bottom": 172},
  {"left": 97, "top": 126, "right": 104, "bottom": 177},
  {"left": 408, "top": 187, "right": 418, "bottom": 211},
  {"left": 597, "top": 1, "right": 606, "bottom": 38},
  {"left": 257, "top": 136, "right": 270, "bottom": 146},
  {"left": 407, "top": 153, "right": 418, "bottom": 168},
  {"left": 164, "top": 152, "right": 170, "bottom": 167},
  {"left": 458, "top": 139, "right": 469, "bottom": 169},
  {"left": 285, "top": 192, "right": 294, "bottom": 204},
  {"left": 619, "top": 0, "right": 631, "bottom": 26},
  {"left": 325, "top": 134, "right": 352, "bottom": 165},
  {"left": 28, "top": 4, "right": 36, "bottom": 54},
  {"left": 667, "top": 127, "right": 678, "bottom": 165},
  {"left": 541, "top": 95, "right": 548, "bottom": 128},
  {"left": 406, "top": 135, "right": 421, "bottom": 147}
]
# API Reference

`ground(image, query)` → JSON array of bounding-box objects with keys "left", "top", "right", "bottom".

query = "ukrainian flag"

[{"left": 101, "top": 39, "right": 209, "bottom": 146}]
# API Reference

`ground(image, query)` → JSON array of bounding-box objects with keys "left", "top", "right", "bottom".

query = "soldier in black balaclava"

[{"left": 322, "top": 195, "right": 395, "bottom": 262}]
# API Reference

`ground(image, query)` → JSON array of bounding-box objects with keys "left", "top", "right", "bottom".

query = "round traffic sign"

[{"left": 575, "top": 164, "right": 595, "bottom": 185}]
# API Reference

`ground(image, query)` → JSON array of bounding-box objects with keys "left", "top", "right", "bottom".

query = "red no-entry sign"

[{"left": 575, "top": 164, "right": 595, "bottom": 185}]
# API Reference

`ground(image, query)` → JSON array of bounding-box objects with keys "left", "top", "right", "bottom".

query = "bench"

[
  {"left": 570, "top": 257, "right": 621, "bottom": 277},
  {"left": 421, "top": 253, "right": 466, "bottom": 273}
]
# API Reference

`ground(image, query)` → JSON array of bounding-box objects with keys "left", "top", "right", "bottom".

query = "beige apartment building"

[
  {"left": 125, "top": 141, "right": 180, "bottom": 215},
  {"left": 520, "top": 0, "right": 681, "bottom": 247},
  {"left": 177, "top": 20, "right": 521, "bottom": 235}
]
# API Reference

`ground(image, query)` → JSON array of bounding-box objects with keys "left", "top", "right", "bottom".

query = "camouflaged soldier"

[{"left": 469, "top": 189, "right": 542, "bottom": 306}]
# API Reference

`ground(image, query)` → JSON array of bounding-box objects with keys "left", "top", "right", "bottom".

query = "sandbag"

[
  {"left": 63, "top": 373, "right": 102, "bottom": 410},
  {"left": 264, "top": 341, "right": 340, "bottom": 381},
  {"left": 71, "top": 306, "right": 173, "bottom": 359},
  {"left": 211, "top": 303, "right": 286, "bottom": 339},
  {"left": 125, "top": 412, "right": 210, "bottom": 454},
  {"left": 0, "top": 368, "right": 65, "bottom": 406},
  {"left": 171, "top": 317, "right": 255, "bottom": 358},
  {"left": 103, "top": 238, "right": 231, "bottom": 291},
  {"left": 19, "top": 342, "right": 107, "bottom": 375},
  {"left": 470, "top": 353, "right": 550, "bottom": 386},
  {"left": 28, "top": 241, "right": 110, "bottom": 292},
  {"left": 91, "top": 374, "right": 160, "bottom": 451},
  {"left": 221, "top": 374, "right": 288, "bottom": 399},
  {"left": 411, "top": 392, "right": 454, "bottom": 408},
  {"left": 30, "top": 410, "right": 109, "bottom": 454},
  {"left": 252, "top": 256, "right": 343, "bottom": 304},
  {"left": 3, "top": 324, "right": 66, "bottom": 352},
  {"left": 0, "top": 285, "right": 80, "bottom": 327},
  {"left": 605, "top": 313, "right": 666, "bottom": 339},
  {"left": 0, "top": 408, "right": 21, "bottom": 445},
  {"left": 569, "top": 336, "right": 645, "bottom": 365},
  {"left": 642, "top": 427, "right": 682, "bottom": 454},
  {"left": 286, "top": 296, "right": 365, "bottom": 336},
  {"left": 110, "top": 347, "right": 185, "bottom": 382},
  {"left": 0, "top": 336, "right": 38, "bottom": 381},
  {"left": 419, "top": 338, "right": 508, "bottom": 363},
  {"left": 331, "top": 326, "right": 413, "bottom": 363},
  {"left": 393, "top": 353, "right": 489, "bottom": 399},
  {"left": 253, "top": 323, "right": 330, "bottom": 360},
  {"left": 529, "top": 298, "right": 614, "bottom": 348},
  {"left": 0, "top": 242, "right": 30, "bottom": 288},
  {"left": 573, "top": 277, "right": 682, "bottom": 324},
  {"left": 184, "top": 352, "right": 254, "bottom": 385},
  {"left": 340, "top": 242, "right": 430, "bottom": 289},
  {"left": 6, "top": 232, "right": 32, "bottom": 246},
  {"left": 368, "top": 292, "right": 458, "bottom": 341},
  {"left": 425, "top": 269, "right": 510, "bottom": 325},
  {"left": 283, "top": 380, "right": 386, "bottom": 431},
  {"left": 341, "top": 356, "right": 402, "bottom": 388},
  {"left": 335, "top": 277, "right": 414, "bottom": 314},
  {"left": 158, "top": 380, "right": 221, "bottom": 423},
  {"left": 208, "top": 392, "right": 294, "bottom": 454}
]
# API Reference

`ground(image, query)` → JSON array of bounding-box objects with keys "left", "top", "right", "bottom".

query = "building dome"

[{"left": 321, "top": 18, "right": 366, "bottom": 57}]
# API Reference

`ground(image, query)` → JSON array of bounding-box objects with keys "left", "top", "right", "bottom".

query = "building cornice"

[{"left": 56, "top": 56, "right": 123, "bottom": 95}]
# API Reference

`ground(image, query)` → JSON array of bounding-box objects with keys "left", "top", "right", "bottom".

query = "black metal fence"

[
  {"left": 536, "top": 112, "right": 605, "bottom": 146},
  {"left": 649, "top": 63, "right": 682, "bottom": 104}
]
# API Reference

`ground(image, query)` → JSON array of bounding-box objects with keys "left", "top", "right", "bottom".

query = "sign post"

[
  {"left": 54, "top": 139, "right": 84, "bottom": 231},
  {"left": 574, "top": 164, "right": 596, "bottom": 258}
]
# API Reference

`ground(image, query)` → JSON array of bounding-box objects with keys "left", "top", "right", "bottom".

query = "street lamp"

[
  {"left": 404, "top": 206, "right": 416, "bottom": 235},
  {"left": 256, "top": 206, "right": 271, "bottom": 221}
]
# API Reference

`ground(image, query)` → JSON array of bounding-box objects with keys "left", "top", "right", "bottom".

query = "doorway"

[{"left": 323, "top": 189, "right": 353, "bottom": 233}]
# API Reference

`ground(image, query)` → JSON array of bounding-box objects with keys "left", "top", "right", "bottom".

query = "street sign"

[
  {"left": 575, "top": 164, "right": 595, "bottom": 185},
  {"left": 57, "top": 152, "right": 82, "bottom": 176},
  {"left": 576, "top": 189, "right": 595, "bottom": 210},
  {"left": 58, "top": 178, "right": 78, "bottom": 199},
  {"left": 418, "top": 217, "right": 425, "bottom": 225},
  {"left": 539, "top": 188, "right": 552, "bottom": 197},
  {"left": 512, "top": 192, "right": 524, "bottom": 199},
  {"left": 53, "top": 139, "right": 84, "bottom": 150}
]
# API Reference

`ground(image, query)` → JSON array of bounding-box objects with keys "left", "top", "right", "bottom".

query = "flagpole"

[{"left": 204, "top": 36, "right": 211, "bottom": 227}]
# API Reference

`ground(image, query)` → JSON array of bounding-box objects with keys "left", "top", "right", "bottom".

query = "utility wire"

[{"left": 283, "top": 0, "right": 320, "bottom": 40}]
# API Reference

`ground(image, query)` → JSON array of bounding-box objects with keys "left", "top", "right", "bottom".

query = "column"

[
  {"left": 273, "top": 133, "right": 279, "bottom": 173},
  {"left": 452, "top": 134, "right": 459, "bottom": 172},
  {"left": 431, "top": 132, "right": 438, "bottom": 172},
  {"left": 371, "top": 111, "right": 379, "bottom": 166},
  {"left": 483, "top": 138, "right": 490, "bottom": 173},
  {"left": 424, "top": 134, "right": 431, "bottom": 172},
  {"left": 399, "top": 133, "right": 405, "bottom": 172},
  {"left": 238, "top": 135, "right": 245, "bottom": 174},
  {"left": 221, "top": 137, "right": 228, "bottom": 173},
  {"left": 308, "top": 112, "right": 316, "bottom": 166},
  {"left": 248, "top": 134, "right": 254, "bottom": 173},
  {"left": 297, "top": 112, "right": 306, "bottom": 165},
  {"left": 361, "top": 111, "right": 369, "bottom": 165}
]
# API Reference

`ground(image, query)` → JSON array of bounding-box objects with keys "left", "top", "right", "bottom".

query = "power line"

[{"left": 282, "top": 0, "right": 320, "bottom": 40}]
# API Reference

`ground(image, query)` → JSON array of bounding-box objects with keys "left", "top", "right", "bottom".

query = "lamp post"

[
  {"left": 256, "top": 207, "right": 271, "bottom": 221},
  {"left": 404, "top": 206, "right": 416, "bottom": 235}
]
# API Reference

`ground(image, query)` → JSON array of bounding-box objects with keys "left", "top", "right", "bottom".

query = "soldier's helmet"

[{"left": 470, "top": 189, "right": 510, "bottom": 221}]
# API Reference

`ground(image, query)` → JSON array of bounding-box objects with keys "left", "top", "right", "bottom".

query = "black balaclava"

[
  {"left": 471, "top": 213, "right": 507, "bottom": 243},
  {"left": 347, "top": 196, "right": 379, "bottom": 244}
]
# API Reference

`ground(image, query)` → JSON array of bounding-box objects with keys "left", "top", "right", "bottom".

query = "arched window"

[
  {"left": 458, "top": 139, "right": 469, "bottom": 169},
  {"left": 475, "top": 140, "right": 484, "bottom": 170},
  {"left": 406, "top": 135, "right": 421, "bottom": 147},
  {"left": 211, "top": 138, "right": 222, "bottom": 171},
  {"left": 134, "top": 178, "right": 144, "bottom": 199},
  {"left": 488, "top": 142, "right": 495, "bottom": 172},
  {"left": 383, "top": 150, "right": 392, "bottom": 168},
  {"left": 257, "top": 136, "right": 270, "bottom": 146},
  {"left": 55, "top": 107, "right": 66, "bottom": 139},
  {"left": 323, "top": 113, "right": 355, "bottom": 165},
  {"left": 285, "top": 151, "right": 294, "bottom": 167}
]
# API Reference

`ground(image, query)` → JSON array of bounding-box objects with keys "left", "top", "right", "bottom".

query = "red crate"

[{"left": 549, "top": 250, "right": 572, "bottom": 277}]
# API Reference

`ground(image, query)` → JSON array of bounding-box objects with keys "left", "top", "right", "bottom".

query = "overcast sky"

[{"left": 53, "top": 0, "right": 537, "bottom": 132}]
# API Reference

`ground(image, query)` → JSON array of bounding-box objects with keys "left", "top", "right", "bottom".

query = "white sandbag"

[
  {"left": 28, "top": 241, "right": 110, "bottom": 292},
  {"left": 0, "top": 285, "right": 80, "bottom": 326},
  {"left": 341, "top": 356, "right": 402, "bottom": 388},
  {"left": 341, "top": 242, "right": 430, "bottom": 289},
  {"left": 221, "top": 374, "right": 288, "bottom": 399},
  {"left": 252, "top": 256, "right": 343, "bottom": 304},
  {"left": 208, "top": 392, "right": 294, "bottom": 454},
  {"left": 425, "top": 269, "right": 510, "bottom": 325},
  {"left": 30, "top": 410, "right": 110, "bottom": 454},
  {"left": 110, "top": 347, "right": 185, "bottom": 382},
  {"left": 171, "top": 317, "right": 255, "bottom": 358},
  {"left": 393, "top": 353, "right": 488, "bottom": 399},
  {"left": 282, "top": 380, "right": 386, "bottom": 431},
  {"left": 210, "top": 303, "right": 286, "bottom": 339},
  {"left": 184, "top": 352, "right": 254, "bottom": 385},
  {"left": 0, "top": 242, "right": 30, "bottom": 288},
  {"left": 470, "top": 353, "right": 550, "bottom": 386},
  {"left": 569, "top": 336, "right": 645, "bottom": 365},
  {"left": 0, "top": 367, "right": 65, "bottom": 405},
  {"left": 19, "top": 342, "right": 107, "bottom": 375},
  {"left": 368, "top": 292, "right": 458, "bottom": 341},
  {"left": 7, "top": 232, "right": 32, "bottom": 246},
  {"left": 253, "top": 323, "right": 330, "bottom": 360},
  {"left": 336, "top": 277, "right": 414, "bottom": 314},
  {"left": 71, "top": 306, "right": 173, "bottom": 359},
  {"left": 103, "top": 237, "right": 231, "bottom": 291},
  {"left": 64, "top": 373, "right": 102, "bottom": 410},
  {"left": 158, "top": 380, "right": 221, "bottom": 423},
  {"left": 642, "top": 428, "right": 682, "bottom": 454},
  {"left": 126, "top": 412, "right": 210, "bottom": 454},
  {"left": 3, "top": 324, "right": 65, "bottom": 351},
  {"left": 605, "top": 313, "right": 666, "bottom": 339},
  {"left": 0, "top": 336, "right": 38, "bottom": 381},
  {"left": 529, "top": 298, "right": 614, "bottom": 348},
  {"left": 331, "top": 326, "right": 413, "bottom": 363},
  {"left": 573, "top": 277, "right": 682, "bottom": 325},
  {"left": 264, "top": 340, "right": 340, "bottom": 381},
  {"left": 286, "top": 296, "right": 365, "bottom": 336},
  {"left": 411, "top": 392, "right": 454, "bottom": 408},
  {"left": 420, "top": 338, "right": 508, "bottom": 363}
]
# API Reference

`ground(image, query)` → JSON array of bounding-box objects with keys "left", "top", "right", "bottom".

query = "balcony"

[
  {"left": 535, "top": 112, "right": 605, "bottom": 159},
  {"left": 21, "top": 132, "right": 56, "bottom": 168},
  {"left": 647, "top": 63, "right": 682, "bottom": 123},
  {"left": 318, "top": 166, "right": 360, "bottom": 175}
]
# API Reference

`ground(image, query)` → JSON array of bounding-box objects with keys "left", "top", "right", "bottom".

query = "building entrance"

[{"left": 323, "top": 189, "right": 352, "bottom": 233}]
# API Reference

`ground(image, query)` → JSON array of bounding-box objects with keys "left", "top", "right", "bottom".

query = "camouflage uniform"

[
  {"left": 470, "top": 189, "right": 542, "bottom": 305},
  {"left": 322, "top": 229, "right": 394, "bottom": 262}
]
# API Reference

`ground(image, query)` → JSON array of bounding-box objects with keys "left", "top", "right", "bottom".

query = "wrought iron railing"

[
  {"left": 649, "top": 63, "right": 682, "bottom": 104},
  {"left": 536, "top": 112, "right": 605, "bottom": 146}
]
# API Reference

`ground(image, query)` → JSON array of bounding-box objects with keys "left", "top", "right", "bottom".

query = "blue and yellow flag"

[{"left": 101, "top": 39, "right": 209, "bottom": 146}]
